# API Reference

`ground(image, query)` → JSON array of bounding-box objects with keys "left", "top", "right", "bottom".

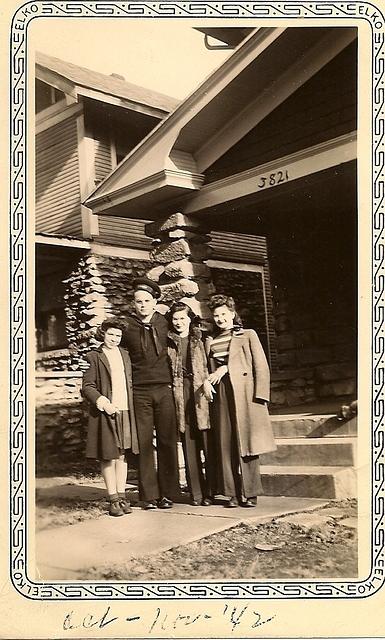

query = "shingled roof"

[{"left": 36, "top": 51, "right": 179, "bottom": 114}]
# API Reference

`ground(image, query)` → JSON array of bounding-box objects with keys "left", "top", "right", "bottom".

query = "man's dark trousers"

[
  {"left": 134, "top": 384, "right": 180, "bottom": 501},
  {"left": 123, "top": 312, "right": 180, "bottom": 502}
]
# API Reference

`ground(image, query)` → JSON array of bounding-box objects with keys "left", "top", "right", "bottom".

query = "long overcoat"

[
  {"left": 82, "top": 347, "right": 139, "bottom": 459},
  {"left": 206, "top": 329, "right": 276, "bottom": 457},
  {"left": 168, "top": 327, "right": 211, "bottom": 433}
]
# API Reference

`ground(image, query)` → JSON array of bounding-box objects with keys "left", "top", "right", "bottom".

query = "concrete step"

[
  {"left": 270, "top": 413, "right": 357, "bottom": 439},
  {"left": 260, "top": 465, "right": 356, "bottom": 499},
  {"left": 261, "top": 437, "right": 356, "bottom": 467}
]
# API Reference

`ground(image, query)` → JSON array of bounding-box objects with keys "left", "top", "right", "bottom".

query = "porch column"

[
  {"left": 63, "top": 252, "right": 150, "bottom": 368},
  {"left": 63, "top": 254, "right": 112, "bottom": 368},
  {"left": 145, "top": 212, "right": 215, "bottom": 317}
]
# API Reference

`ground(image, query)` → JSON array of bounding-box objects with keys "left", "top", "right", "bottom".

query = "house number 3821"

[{"left": 257, "top": 170, "right": 289, "bottom": 189}]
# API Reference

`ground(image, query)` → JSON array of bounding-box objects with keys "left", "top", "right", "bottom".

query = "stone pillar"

[
  {"left": 63, "top": 253, "right": 152, "bottom": 369},
  {"left": 63, "top": 254, "right": 112, "bottom": 369},
  {"left": 145, "top": 213, "right": 215, "bottom": 317}
]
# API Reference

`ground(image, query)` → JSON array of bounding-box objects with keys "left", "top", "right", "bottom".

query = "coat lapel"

[
  {"left": 98, "top": 348, "right": 111, "bottom": 378},
  {"left": 119, "top": 347, "right": 132, "bottom": 386},
  {"left": 228, "top": 332, "right": 243, "bottom": 363}
]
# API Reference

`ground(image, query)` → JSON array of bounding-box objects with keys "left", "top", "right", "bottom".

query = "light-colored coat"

[
  {"left": 168, "top": 327, "right": 211, "bottom": 433},
  {"left": 207, "top": 329, "right": 276, "bottom": 457}
]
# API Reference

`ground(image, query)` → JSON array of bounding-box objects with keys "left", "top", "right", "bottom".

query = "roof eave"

[
  {"left": 86, "top": 169, "right": 204, "bottom": 218},
  {"left": 76, "top": 86, "right": 172, "bottom": 118},
  {"left": 36, "top": 63, "right": 176, "bottom": 119}
]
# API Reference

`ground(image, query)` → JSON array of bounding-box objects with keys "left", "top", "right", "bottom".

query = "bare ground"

[
  {"left": 36, "top": 459, "right": 357, "bottom": 582},
  {"left": 37, "top": 491, "right": 357, "bottom": 581},
  {"left": 79, "top": 500, "right": 357, "bottom": 581}
]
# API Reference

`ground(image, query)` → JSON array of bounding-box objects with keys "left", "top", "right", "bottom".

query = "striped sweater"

[{"left": 209, "top": 331, "right": 232, "bottom": 363}]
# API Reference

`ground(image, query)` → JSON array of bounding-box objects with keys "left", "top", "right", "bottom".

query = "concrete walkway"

[{"left": 36, "top": 477, "right": 328, "bottom": 580}]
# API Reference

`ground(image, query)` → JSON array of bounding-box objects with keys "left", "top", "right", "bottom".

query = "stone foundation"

[
  {"left": 35, "top": 372, "right": 87, "bottom": 460},
  {"left": 270, "top": 289, "right": 356, "bottom": 407}
]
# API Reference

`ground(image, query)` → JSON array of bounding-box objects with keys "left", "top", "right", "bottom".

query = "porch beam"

[
  {"left": 35, "top": 102, "right": 83, "bottom": 134},
  {"left": 184, "top": 132, "right": 356, "bottom": 215},
  {"left": 195, "top": 28, "right": 357, "bottom": 172}
]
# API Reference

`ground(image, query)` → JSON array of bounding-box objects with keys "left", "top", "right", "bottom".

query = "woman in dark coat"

[
  {"left": 167, "top": 302, "right": 216, "bottom": 506},
  {"left": 82, "top": 318, "right": 139, "bottom": 516},
  {"left": 206, "top": 294, "right": 276, "bottom": 508}
]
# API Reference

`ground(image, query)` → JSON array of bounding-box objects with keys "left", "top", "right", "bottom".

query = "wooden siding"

[
  {"left": 90, "top": 126, "right": 154, "bottom": 250},
  {"left": 36, "top": 115, "right": 82, "bottom": 236},
  {"left": 209, "top": 231, "right": 267, "bottom": 265},
  {"left": 96, "top": 215, "right": 270, "bottom": 265},
  {"left": 94, "top": 134, "right": 112, "bottom": 183},
  {"left": 97, "top": 217, "right": 152, "bottom": 250},
  {"left": 206, "top": 42, "right": 357, "bottom": 184}
]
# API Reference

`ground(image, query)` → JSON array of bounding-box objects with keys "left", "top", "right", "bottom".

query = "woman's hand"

[
  {"left": 202, "top": 379, "right": 216, "bottom": 402},
  {"left": 104, "top": 402, "right": 120, "bottom": 416},
  {"left": 207, "top": 365, "right": 228, "bottom": 385}
]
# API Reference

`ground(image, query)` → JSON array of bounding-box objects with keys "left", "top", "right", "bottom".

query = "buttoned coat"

[
  {"left": 168, "top": 327, "right": 211, "bottom": 433},
  {"left": 82, "top": 347, "right": 139, "bottom": 459},
  {"left": 206, "top": 329, "right": 276, "bottom": 457}
]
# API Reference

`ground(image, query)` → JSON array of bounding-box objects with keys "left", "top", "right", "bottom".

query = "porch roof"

[{"left": 84, "top": 26, "right": 357, "bottom": 220}]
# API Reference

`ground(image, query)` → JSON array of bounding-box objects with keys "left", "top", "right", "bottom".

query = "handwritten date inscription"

[
  {"left": 257, "top": 169, "right": 289, "bottom": 189},
  {"left": 63, "top": 604, "right": 276, "bottom": 633}
]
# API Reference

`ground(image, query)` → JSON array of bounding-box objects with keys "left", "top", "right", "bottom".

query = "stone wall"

[
  {"left": 209, "top": 265, "right": 356, "bottom": 409},
  {"left": 264, "top": 200, "right": 357, "bottom": 409},
  {"left": 65, "top": 253, "right": 151, "bottom": 368},
  {"left": 35, "top": 372, "right": 87, "bottom": 462},
  {"left": 37, "top": 252, "right": 151, "bottom": 371},
  {"left": 36, "top": 252, "right": 151, "bottom": 459},
  {"left": 270, "top": 288, "right": 356, "bottom": 408}
]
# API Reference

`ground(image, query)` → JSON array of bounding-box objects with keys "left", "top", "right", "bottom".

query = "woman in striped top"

[{"left": 206, "top": 295, "right": 276, "bottom": 508}]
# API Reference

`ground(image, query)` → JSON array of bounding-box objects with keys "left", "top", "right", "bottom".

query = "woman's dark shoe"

[
  {"left": 120, "top": 499, "right": 133, "bottom": 514},
  {"left": 157, "top": 497, "right": 173, "bottom": 509},
  {"left": 242, "top": 498, "right": 257, "bottom": 508},
  {"left": 109, "top": 500, "right": 124, "bottom": 517},
  {"left": 201, "top": 497, "right": 214, "bottom": 506},
  {"left": 143, "top": 500, "right": 157, "bottom": 510},
  {"left": 227, "top": 497, "right": 239, "bottom": 508}
]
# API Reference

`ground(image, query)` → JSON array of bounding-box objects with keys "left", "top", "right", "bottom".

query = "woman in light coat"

[
  {"left": 206, "top": 294, "right": 276, "bottom": 507},
  {"left": 167, "top": 302, "right": 216, "bottom": 506}
]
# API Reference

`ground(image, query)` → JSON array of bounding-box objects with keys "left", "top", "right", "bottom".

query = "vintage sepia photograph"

[{"left": 32, "top": 19, "right": 361, "bottom": 585}]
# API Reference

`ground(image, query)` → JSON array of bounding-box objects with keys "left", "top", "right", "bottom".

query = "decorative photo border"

[{"left": 9, "top": 0, "right": 385, "bottom": 600}]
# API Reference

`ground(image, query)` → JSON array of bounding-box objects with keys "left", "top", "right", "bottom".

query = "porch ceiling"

[
  {"left": 197, "top": 161, "right": 356, "bottom": 235},
  {"left": 36, "top": 242, "right": 88, "bottom": 277}
]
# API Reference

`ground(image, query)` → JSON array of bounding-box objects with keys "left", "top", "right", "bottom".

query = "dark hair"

[
  {"left": 100, "top": 317, "right": 126, "bottom": 334},
  {"left": 167, "top": 301, "right": 200, "bottom": 331},
  {"left": 207, "top": 294, "right": 243, "bottom": 332},
  {"left": 207, "top": 294, "right": 236, "bottom": 312}
]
